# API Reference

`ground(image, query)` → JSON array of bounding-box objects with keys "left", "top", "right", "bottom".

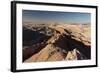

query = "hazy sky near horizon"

[{"left": 22, "top": 10, "right": 91, "bottom": 24}]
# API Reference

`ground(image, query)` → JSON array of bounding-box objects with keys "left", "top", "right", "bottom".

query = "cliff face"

[{"left": 23, "top": 23, "right": 91, "bottom": 62}]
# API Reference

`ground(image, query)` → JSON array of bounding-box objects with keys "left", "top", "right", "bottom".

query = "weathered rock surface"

[{"left": 23, "top": 23, "right": 91, "bottom": 62}]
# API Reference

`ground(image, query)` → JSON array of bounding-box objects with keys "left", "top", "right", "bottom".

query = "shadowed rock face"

[
  {"left": 23, "top": 23, "right": 91, "bottom": 62},
  {"left": 23, "top": 26, "right": 51, "bottom": 61}
]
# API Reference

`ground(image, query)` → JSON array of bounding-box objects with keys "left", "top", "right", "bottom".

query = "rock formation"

[{"left": 23, "top": 23, "right": 91, "bottom": 62}]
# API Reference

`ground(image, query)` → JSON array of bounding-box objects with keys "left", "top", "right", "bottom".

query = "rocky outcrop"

[{"left": 23, "top": 23, "right": 91, "bottom": 62}]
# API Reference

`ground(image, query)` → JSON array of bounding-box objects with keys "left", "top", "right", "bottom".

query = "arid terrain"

[{"left": 23, "top": 22, "right": 91, "bottom": 63}]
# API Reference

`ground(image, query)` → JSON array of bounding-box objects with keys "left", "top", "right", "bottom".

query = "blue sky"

[{"left": 22, "top": 10, "right": 91, "bottom": 24}]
